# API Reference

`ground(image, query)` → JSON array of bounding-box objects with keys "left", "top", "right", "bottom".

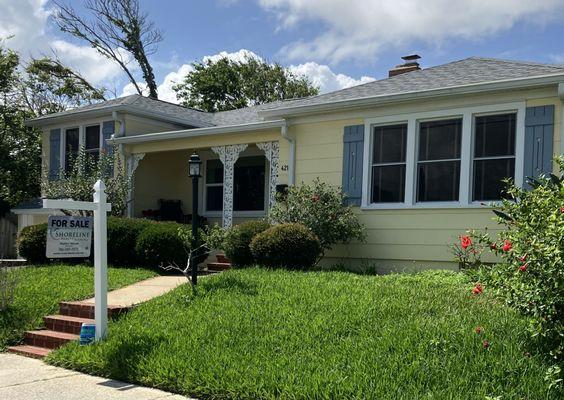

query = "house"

[{"left": 14, "top": 55, "right": 563, "bottom": 272}]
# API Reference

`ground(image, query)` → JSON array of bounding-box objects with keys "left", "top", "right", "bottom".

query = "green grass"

[
  {"left": 47, "top": 269, "right": 558, "bottom": 399},
  {"left": 0, "top": 264, "right": 156, "bottom": 350}
]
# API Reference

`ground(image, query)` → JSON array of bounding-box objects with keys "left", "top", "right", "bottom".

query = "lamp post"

[{"left": 188, "top": 152, "right": 202, "bottom": 285}]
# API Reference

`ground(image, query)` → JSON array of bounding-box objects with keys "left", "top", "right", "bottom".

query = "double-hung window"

[
  {"left": 370, "top": 124, "right": 407, "bottom": 203},
  {"left": 472, "top": 113, "right": 516, "bottom": 201},
  {"left": 85, "top": 125, "right": 101, "bottom": 163},
  {"left": 64, "top": 127, "right": 79, "bottom": 172},
  {"left": 416, "top": 118, "right": 462, "bottom": 202}
]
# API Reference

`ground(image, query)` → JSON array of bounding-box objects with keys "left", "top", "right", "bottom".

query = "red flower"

[
  {"left": 490, "top": 242, "right": 497, "bottom": 250},
  {"left": 560, "top": 207, "right": 564, "bottom": 213},
  {"left": 475, "top": 326, "right": 483, "bottom": 334},
  {"left": 519, "top": 255, "right": 527, "bottom": 262},
  {"left": 460, "top": 235, "right": 472, "bottom": 249},
  {"left": 472, "top": 283, "right": 483, "bottom": 295},
  {"left": 483, "top": 340, "right": 490, "bottom": 349},
  {"left": 519, "top": 264, "right": 527, "bottom": 272},
  {"left": 502, "top": 240, "right": 512, "bottom": 252},
  {"left": 311, "top": 194, "right": 320, "bottom": 202}
]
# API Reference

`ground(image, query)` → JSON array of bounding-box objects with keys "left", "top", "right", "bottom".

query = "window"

[
  {"left": 64, "top": 128, "right": 79, "bottom": 171},
  {"left": 370, "top": 124, "right": 407, "bottom": 203},
  {"left": 205, "top": 156, "right": 266, "bottom": 212},
  {"left": 417, "top": 118, "right": 462, "bottom": 202},
  {"left": 472, "top": 113, "right": 516, "bottom": 201},
  {"left": 85, "top": 125, "right": 101, "bottom": 162}
]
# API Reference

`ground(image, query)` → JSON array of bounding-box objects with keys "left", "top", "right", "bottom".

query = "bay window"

[{"left": 416, "top": 119, "right": 462, "bottom": 202}]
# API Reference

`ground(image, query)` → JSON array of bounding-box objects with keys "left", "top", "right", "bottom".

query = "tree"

[
  {"left": 53, "top": 0, "right": 161, "bottom": 99},
  {"left": 22, "top": 57, "right": 106, "bottom": 117},
  {"left": 174, "top": 55, "right": 319, "bottom": 112}
]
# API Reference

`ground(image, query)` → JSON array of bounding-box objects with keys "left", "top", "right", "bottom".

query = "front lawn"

[
  {"left": 0, "top": 264, "right": 156, "bottom": 350},
  {"left": 47, "top": 268, "right": 557, "bottom": 399}
]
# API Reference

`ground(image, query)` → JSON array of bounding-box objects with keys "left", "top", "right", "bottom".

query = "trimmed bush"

[
  {"left": 17, "top": 223, "right": 48, "bottom": 263},
  {"left": 107, "top": 217, "right": 154, "bottom": 266},
  {"left": 250, "top": 223, "right": 321, "bottom": 270},
  {"left": 135, "top": 222, "right": 190, "bottom": 268},
  {"left": 223, "top": 220, "right": 270, "bottom": 267}
]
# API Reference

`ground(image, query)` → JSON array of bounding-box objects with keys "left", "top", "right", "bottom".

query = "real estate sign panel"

[{"left": 46, "top": 216, "right": 93, "bottom": 258}]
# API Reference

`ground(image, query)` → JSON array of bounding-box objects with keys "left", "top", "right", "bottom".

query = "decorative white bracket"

[
  {"left": 256, "top": 141, "right": 280, "bottom": 210},
  {"left": 211, "top": 144, "right": 248, "bottom": 228},
  {"left": 126, "top": 153, "right": 145, "bottom": 217}
]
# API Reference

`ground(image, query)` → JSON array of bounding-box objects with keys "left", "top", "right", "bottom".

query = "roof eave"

[
  {"left": 25, "top": 104, "right": 214, "bottom": 129},
  {"left": 259, "top": 74, "right": 564, "bottom": 118},
  {"left": 112, "top": 119, "right": 286, "bottom": 145}
]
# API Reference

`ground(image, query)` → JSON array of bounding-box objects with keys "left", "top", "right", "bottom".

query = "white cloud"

[
  {"left": 289, "top": 62, "right": 374, "bottom": 92},
  {"left": 203, "top": 49, "right": 263, "bottom": 64},
  {"left": 0, "top": 0, "right": 126, "bottom": 85},
  {"left": 258, "top": 0, "right": 564, "bottom": 64}
]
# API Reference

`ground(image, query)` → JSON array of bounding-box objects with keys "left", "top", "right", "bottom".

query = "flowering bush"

[
  {"left": 453, "top": 156, "right": 564, "bottom": 363},
  {"left": 268, "top": 178, "right": 365, "bottom": 255}
]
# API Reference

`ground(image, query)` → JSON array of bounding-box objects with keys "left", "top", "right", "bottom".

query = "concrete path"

[
  {"left": 82, "top": 275, "right": 187, "bottom": 307},
  {"left": 0, "top": 353, "right": 192, "bottom": 399}
]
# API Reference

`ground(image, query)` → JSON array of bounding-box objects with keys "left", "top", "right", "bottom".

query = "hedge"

[{"left": 223, "top": 220, "right": 271, "bottom": 267}]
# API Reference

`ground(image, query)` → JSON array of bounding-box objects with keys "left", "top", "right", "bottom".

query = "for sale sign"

[{"left": 46, "top": 216, "right": 93, "bottom": 258}]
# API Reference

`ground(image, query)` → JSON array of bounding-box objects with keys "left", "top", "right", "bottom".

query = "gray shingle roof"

[
  {"left": 28, "top": 57, "right": 564, "bottom": 128},
  {"left": 258, "top": 57, "right": 564, "bottom": 112}
]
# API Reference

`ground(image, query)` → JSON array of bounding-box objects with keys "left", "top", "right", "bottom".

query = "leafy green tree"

[{"left": 174, "top": 55, "right": 319, "bottom": 112}]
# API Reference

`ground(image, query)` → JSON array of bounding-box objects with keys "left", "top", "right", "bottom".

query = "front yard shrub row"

[
  {"left": 18, "top": 217, "right": 192, "bottom": 270},
  {"left": 222, "top": 220, "right": 271, "bottom": 267},
  {"left": 250, "top": 223, "right": 321, "bottom": 269}
]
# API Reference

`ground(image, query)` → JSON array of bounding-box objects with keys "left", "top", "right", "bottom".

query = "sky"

[{"left": 2, "top": 0, "right": 564, "bottom": 104}]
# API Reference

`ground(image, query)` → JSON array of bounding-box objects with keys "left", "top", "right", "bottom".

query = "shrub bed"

[
  {"left": 107, "top": 217, "right": 154, "bottom": 266},
  {"left": 135, "top": 223, "right": 190, "bottom": 268},
  {"left": 223, "top": 220, "right": 270, "bottom": 267},
  {"left": 250, "top": 223, "right": 321, "bottom": 269},
  {"left": 17, "top": 224, "right": 48, "bottom": 263}
]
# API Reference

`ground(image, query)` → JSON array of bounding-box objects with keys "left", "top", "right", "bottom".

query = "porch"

[{"left": 126, "top": 140, "right": 282, "bottom": 228}]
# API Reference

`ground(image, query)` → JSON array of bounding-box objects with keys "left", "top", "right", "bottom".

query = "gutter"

[
  {"left": 280, "top": 122, "right": 295, "bottom": 186},
  {"left": 112, "top": 119, "right": 287, "bottom": 145},
  {"left": 260, "top": 73, "right": 564, "bottom": 118}
]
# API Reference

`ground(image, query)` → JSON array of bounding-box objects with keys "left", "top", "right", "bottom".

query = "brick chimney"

[{"left": 388, "top": 54, "right": 421, "bottom": 77}]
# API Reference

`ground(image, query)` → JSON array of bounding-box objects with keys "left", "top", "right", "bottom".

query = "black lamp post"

[{"left": 188, "top": 152, "right": 202, "bottom": 285}]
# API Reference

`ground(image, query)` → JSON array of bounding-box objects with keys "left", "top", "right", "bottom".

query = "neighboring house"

[{"left": 13, "top": 56, "right": 563, "bottom": 271}]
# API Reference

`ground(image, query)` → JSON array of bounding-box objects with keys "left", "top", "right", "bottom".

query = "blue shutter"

[
  {"left": 342, "top": 125, "right": 365, "bottom": 206},
  {"left": 49, "top": 128, "right": 61, "bottom": 180},
  {"left": 524, "top": 105, "right": 554, "bottom": 187},
  {"left": 102, "top": 120, "right": 115, "bottom": 154}
]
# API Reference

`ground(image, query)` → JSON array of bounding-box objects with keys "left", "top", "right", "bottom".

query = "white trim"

[
  {"left": 112, "top": 120, "right": 287, "bottom": 144},
  {"left": 361, "top": 101, "right": 526, "bottom": 210},
  {"left": 261, "top": 74, "right": 564, "bottom": 118}
]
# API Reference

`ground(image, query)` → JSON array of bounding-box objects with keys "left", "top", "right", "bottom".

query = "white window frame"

[
  {"left": 361, "top": 102, "right": 526, "bottom": 209},
  {"left": 59, "top": 122, "right": 104, "bottom": 172},
  {"left": 202, "top": 154, "right": 270, "bottom": 218}
]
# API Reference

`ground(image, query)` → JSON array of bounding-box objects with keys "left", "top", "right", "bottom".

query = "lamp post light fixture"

[{"left": 188, "top": 152, "right": 202, "bottom": 285}]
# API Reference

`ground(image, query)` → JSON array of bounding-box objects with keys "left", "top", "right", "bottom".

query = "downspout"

[
  {"left": 112, "top": 111, "right": 127, "bottom": 159},
  {"left": 558, "top": 83, "right": 564, "bottom": 157},
  {"left": 281, "top": 122, "right": 296, "bottom": 186}
]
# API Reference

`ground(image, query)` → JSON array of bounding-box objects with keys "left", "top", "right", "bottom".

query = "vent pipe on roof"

[{"left": 389, "top": 54, "right": 421, "bottom": 77}]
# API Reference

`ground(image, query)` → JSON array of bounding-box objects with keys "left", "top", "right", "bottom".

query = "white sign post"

[{"left": 43, "top": 180, "right": 111, "bottom": 340}]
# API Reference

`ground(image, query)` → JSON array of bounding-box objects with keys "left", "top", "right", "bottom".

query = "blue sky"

[{"left": 3, "top": 0, "right": 564, "bottom": 102}]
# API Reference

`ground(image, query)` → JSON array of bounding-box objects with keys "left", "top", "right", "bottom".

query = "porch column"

[
  {"left": 256, "top": 141, "right": 280, "bottom": 210},
  {"left": 211, "top": 144, "right": 248, "bottom": 228},
  {"left": 126, "top": 153, "right": 145, "bottom": 217}
]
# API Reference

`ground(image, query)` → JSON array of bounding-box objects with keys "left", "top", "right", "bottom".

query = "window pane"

[
  {"left": 474, "top": 114, "right": 515, "bottom": 158},
  {"left": 473, "top": 158, "right": 515, "bottom": 201},
  {"left": 65, "top": 128, "right": 79, "bottom": 171},
  {"left": 206, "top": 186, "right": 223, "bottom": 211},
  {"left": 417, "top": 161, "right": 460, "bottom": 202},
  {"left": 85, "top": 125, "right": 100, "bottom": 150},
  {"left": 372, "top": 124, "right": 407, "bottom": 163},
  {"left": 371, "top": 165, "right": 405, "bottom": 203},
  {"left": 206, "top": 159, "right": 223, "bottom": 184},
  {"left": 234, "top": 156, "right": 265, "bottom": 211},
  {"left": 419, "top": 119, "right": 462, "bottom": 161}
]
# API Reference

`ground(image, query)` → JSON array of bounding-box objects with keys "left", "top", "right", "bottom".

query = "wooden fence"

[{"left": 0, "top": 214, "right": 18, "bottom": 259}]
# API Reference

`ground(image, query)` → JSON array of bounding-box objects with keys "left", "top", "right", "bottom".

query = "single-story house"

[{"left": 14, "top": 55, "right": 563, "bottom": 272}]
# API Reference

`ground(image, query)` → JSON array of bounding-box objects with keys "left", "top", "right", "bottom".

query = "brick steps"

[
  {"left": 6, "top": 345, "right": 52, "bottom": 359},
  {"left": 206, "top": 254, "right": 231, "bottom": 272},
  {"left": 8, "top": 301, "right": 131, "bottom": 359}
]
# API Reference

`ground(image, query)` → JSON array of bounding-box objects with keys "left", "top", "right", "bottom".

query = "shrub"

[
  {"left": 223, "top": 220, "right": 270, "bottom": 267},
  {"left": 268, "top": 178, "right": 365, "bottom": 255},
  {"left": 250, "top": 223, "right": 321, "bottom": 270},
  {"left": 453, "top": 156, "right": 564, "bottom": 362},
  {"left": 17, "top": 223, "right": 48, "bottom": 263},
  {"left": 107, "top": 217, "right": 154, "bottom": 266},
  {"left": 135, "top": 222, "right": 191, "bottom": 269}
]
